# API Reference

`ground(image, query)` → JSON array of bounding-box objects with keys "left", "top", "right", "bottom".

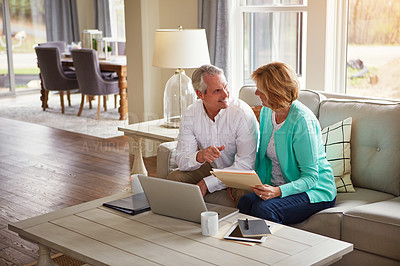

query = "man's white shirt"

[{"left": 175, "top": 98, "right": 259, "bottom": 193}]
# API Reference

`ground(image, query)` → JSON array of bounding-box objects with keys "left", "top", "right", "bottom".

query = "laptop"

[{"left": 138, "top": 175, "right": 239, "bottom": 223}]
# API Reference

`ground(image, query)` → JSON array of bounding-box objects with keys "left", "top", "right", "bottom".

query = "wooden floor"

[{"left": 0, "top": 117, "right": 157, "bottom": 265}]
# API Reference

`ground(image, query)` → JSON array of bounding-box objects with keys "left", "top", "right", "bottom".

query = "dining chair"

[
  {"left": 38, "top": 41, "right": 67, "bottom": 53},
  {"left": 35, "top": 46, "right": 79, "bottom": 113},
  {"left": 38, "top": 41, "right": 75, "bottom": 70},
  {"left": 38, "top": 41, "right": 78, "bottom": 104},
  {"left": 117, "top": 41, "right": 126, "bottom": 55},
  {"left": 71, "top": 48, "right": 119, "bottom": 120}
]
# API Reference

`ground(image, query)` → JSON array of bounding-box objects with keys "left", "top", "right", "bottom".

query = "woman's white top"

[{"left": 266, "top": 112, "right": 287, "bottom": 186}]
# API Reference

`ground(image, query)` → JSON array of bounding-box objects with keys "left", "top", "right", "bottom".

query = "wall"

[
  {"left": 124, "top": 0, "right": 198, "bottom": 156},
  {"left": 306, "top": 0, "right": 327, "bottom": 91},
  {"left": 125, "top": 0, "right": 198, "bottom": 124},
  {"left": 76, "top": 0, "right": 96, "bottom": 33}
]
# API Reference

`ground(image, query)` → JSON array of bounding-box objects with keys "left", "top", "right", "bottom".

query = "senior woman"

[{"left": 237, "top": 62, "right": 337, "bottom": 225}]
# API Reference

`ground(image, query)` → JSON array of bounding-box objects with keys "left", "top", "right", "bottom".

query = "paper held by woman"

[{"left": 210, "top": 169, "right": 262, "bottom": 191}]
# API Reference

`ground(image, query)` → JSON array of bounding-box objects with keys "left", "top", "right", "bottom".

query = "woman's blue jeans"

[{"left": 237, "top": 192, "right": 336, "bottom": 225}]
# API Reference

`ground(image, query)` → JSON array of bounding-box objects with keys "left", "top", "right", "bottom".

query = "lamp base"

[
  {"left": 163, "top": 116, "right": 180, "bottom": 128},
  {"left": 163, "top": 69, "right": 196, "bottom": 129}
]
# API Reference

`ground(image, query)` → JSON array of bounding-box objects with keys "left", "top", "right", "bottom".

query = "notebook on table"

[
  {"left": 137, "top": 175, "right": 239, "bottom": 223},
  {"left": 103, "top": 193, "right": 150, "bottom": 215}
]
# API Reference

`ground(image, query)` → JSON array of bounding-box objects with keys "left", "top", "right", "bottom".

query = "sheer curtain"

[
  {"left": 198, "top": 0, "right": 231, "bottom": 84},
  {"left": 45, "top": 0, "right": 79, "bottom": 43},
  {"left": 95, "top": 0, "right": 111, "bottom": 37}
]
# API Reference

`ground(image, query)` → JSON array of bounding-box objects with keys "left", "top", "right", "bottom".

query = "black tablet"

[{"left": 224, "top": 224, "right": 267, "bottom": 243}]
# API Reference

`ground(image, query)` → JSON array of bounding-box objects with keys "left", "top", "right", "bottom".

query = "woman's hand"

[{"left": 251, "top": 184, "right": 282, "bottom": 200}]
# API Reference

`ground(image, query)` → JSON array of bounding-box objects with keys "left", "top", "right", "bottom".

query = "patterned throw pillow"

[{"left": 321, "top": 117, "right": 355, "bottom": 192}]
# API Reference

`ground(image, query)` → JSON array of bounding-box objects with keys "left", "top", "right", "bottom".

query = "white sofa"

[{"left": 156, "top": 86, "right": 400, "bottom": 265}]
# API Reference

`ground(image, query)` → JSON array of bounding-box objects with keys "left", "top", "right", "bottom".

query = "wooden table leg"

[
  {"left": 129, "top": 136, "right": 148, "bottom": 176},
  {"left": 37, "top": 243, "right": 57, "bottom": 266},
  {"left": 118, "top": 73, "right": 128, "bottom": 120},
  {"left": 39, "top": 72, "right": 48, "bottom": 110}
]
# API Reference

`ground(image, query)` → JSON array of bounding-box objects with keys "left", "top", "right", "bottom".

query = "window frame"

[
  {"left": 231, "top": 2, "right": 308, "bottom": 95},
  {"left": 230, "top": 0, "right": 348, "bottom": 96}
]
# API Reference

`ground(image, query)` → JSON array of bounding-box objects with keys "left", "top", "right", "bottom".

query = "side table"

[{"left": 118, "top": 119, "right": 179, "bottom": 175}]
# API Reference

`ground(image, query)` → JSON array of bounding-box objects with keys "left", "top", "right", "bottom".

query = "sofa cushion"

[
  {"left": 319, "top": 99, "right": 400, "bottom": 196},
  {"left": 297, "top": 89, "right": 326, "bottom": 118},
  {"left": 321, "top": 117, "right": 355, "bottom": 192},
  {"left": 292, "top": 187, "right": 394, "bottom": 239},
  {"left": 342, "top": 197, "right": 400, "bottom": 260},
  {"left": 157, "top": 141, "right": 178, "bottom": 178},
  {"left": 238, "top": 86, "right": 262, "bottom": 107},
  {"left": 239, "top": 86, "right": 325, "bottom": 118}
]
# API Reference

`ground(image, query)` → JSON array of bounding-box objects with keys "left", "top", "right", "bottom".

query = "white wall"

[
  {"left": 305, "top": 0, "right": 327, "bottom": 91},
  {"left": 124, "top": 0, "right": 198, "bottom": 124},
  {"left": 77, "top": 0, "right": 95, "bottom": 33},
  {"left": 124, "top": 0, "right": 197, "bottom": 156}
]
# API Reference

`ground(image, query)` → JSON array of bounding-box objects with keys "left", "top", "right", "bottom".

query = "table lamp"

[{"left": 152, "top": 26, "right": 210, "bottom": 128}]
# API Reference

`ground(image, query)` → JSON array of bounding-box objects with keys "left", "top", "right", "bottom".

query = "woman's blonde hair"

[{"left": 252, "top": 62, "right": 299, "bottom": 110}]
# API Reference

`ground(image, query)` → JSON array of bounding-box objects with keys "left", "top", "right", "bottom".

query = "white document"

[{"left": 210, "top": 169, "right": 262, "bottom": 191}]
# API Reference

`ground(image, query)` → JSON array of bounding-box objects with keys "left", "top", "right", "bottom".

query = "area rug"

[
  {"left": 0, "top": 91, "right": 128, "bottom": 139},
  {"left": 25, "top": 253, "right": 84, "bottom": 266}
]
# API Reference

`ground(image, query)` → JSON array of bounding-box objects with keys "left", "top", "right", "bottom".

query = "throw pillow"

[{"left": 321, "top": 117, "right": 355, "bottom": 192}]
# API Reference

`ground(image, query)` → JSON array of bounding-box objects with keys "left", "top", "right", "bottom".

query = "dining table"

[{"left": 39, "top": 55, "right": 128, "bottom": 120}]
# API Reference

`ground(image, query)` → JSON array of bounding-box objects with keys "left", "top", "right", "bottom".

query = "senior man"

[{"left": 166, "top": 64, "right": 259, "bottom": 206}]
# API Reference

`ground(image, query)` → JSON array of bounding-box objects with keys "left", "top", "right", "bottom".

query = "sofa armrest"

[{"left": 156, "top": 141, "right": 178, "bottom": 178}]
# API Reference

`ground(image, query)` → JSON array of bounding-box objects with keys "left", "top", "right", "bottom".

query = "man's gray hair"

[{"left": 192, "top": 65, "right": 225, "bottom": 94}]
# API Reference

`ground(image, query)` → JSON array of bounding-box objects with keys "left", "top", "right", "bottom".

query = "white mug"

[{"left": 201, "top": 211, "right": 218, "bottom": 236}]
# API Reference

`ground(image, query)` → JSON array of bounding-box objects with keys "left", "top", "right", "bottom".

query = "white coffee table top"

[
  {"left": 118, "top": 119, "right": 179, "bottom": 142},
  {"left": 9, "top": 192, "right": 353, "bottom": 265}
]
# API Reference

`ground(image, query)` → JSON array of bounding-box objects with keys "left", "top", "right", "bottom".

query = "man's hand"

[
  {"left": 251, "top": 184, "right": 282, "bottom": 200},
  {"left": 196, "top": 145, "right": 225, "bottom": 163},
  {"left": 197, "top": 179, "right": 208, "bottom": 197}
]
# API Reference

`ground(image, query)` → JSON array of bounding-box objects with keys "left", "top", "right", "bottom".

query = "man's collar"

[{"left": 201, "top": 101, "right": 229, "bottom": 122}]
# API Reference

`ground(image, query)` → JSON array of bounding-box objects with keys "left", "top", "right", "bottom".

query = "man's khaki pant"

[{"left": 166, "top": 163, "right": 250, "bottom": 207}]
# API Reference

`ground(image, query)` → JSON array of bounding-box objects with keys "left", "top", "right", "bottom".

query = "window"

[
  {"left": 235, "top": 0, "right": 307, "bottom": 88},
  {"left": 1, "top": 0, "right": 45, "bottom": 95},
  {"left": 346, "top": 0, "right": 400, "bottom": 100},
  {"left": 109, "top": 0, "right": 125, "bottom": 41}
]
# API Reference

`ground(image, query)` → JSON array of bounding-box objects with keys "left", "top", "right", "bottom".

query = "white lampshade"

[
  {"left": 152, "top": 27, "right": 210, "bottom": 128},
  {"left": 152, "top": 28, "right": 211, "bottom": 68}
]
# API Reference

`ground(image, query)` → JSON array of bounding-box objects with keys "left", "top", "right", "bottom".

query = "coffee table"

[{"left": 9, "top": 192, "right": 353, "bottom": 265}]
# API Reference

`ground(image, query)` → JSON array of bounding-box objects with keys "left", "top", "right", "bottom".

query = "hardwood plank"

[
  {"left": 0, "top": 227, "right": 38, "bottom": 262},
  {"left": 0, "top": 116, "right": 157, "bottom": 264},
  {"left": 0, "top": 247, "right": 36, "bottom": 266}
]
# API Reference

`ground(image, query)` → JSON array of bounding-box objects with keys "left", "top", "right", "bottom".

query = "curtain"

[
  {"left": 45, "top": 0, "right": 79, "bottom": 43},
  {"left": 198, "top": 0, "right": 230, "bottom": 84},
  {"left": 95, "top": 0, "right": 111, "bottom": 37}
]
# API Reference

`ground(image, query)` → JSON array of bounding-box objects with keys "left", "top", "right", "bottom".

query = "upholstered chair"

[
  {"left": 117, "top": 41, "right": 126, "bottom": 55},
  {"left": 38, "top": 41, "right": 67, "bottom": 53},
  {"left": 35, "top": 47, "right": 79, "bottom": 113},
  {"left": 71, "top": 49, "right": 119, "bottom": 120}
]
